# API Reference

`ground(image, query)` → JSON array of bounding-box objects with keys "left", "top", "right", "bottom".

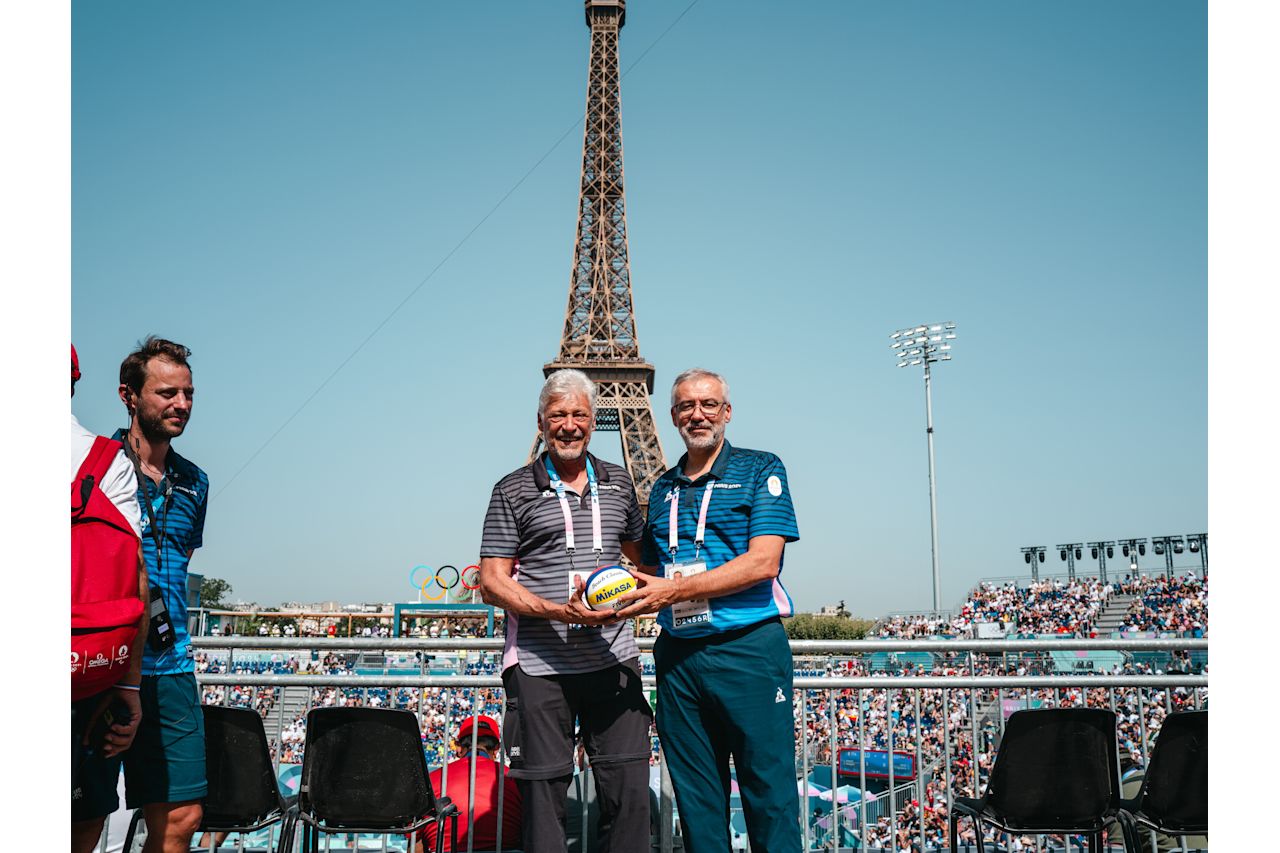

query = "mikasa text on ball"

[{"left": 584, "top": 566, "right": 636, "bottom": 611}]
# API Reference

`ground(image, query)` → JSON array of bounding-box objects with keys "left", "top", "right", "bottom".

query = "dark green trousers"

[{"left": 654, "top": 618, "right": 801, "bottom": 853}]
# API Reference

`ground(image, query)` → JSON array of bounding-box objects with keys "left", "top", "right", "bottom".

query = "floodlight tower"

[
  {"left": 1056, "top": 543, "right": 1084, "bottom": 581},
  {"left": 890, "top": 322, "right": 957, "bottom": 612},
  {"left": 1087, "top": 541, "right": 1116, "bottom": 584},
  {"left": 1021, "top": 546, "right": 1047, "bottom": 582}
]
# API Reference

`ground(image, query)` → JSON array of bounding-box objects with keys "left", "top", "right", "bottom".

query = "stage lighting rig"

[
  {"left": 1056, "top": 543, "right": 1084, "bottom": 581},
  {"left": 1021, "top": 546, "right": 1046, "bottom": 582},
  {"left": 1186, "top": 532, "right": 1207, "bottom": 578},
  {"left": 1087, "top": 540, "right": 1116, "bottom": 584},
  {"left": 1150, "top": 535, "right": 1184, "bottom": 579},
  {"left": 1116, "top": 538, "right": 1148, "bottom": 574}
]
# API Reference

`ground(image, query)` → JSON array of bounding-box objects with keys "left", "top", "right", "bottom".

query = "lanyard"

[
  {"left": 122, "top": 440, "right": 170, "bottom": 560},
  {"left": 544, "top": 456, "right": 602, "bottom": 569},
  {"left": 668, "top": 482, "right": 715, "bottom": 561}
]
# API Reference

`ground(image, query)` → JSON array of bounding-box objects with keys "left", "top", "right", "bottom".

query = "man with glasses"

[
  {"left": 478, "top": 369, "right": 652, "bottom": 853},
  {"left": 615, "top": 367, "right": 802, "bottom": 853}
]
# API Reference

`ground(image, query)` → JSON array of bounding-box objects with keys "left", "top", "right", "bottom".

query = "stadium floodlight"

[
  {"left": 891, "top": 321, "right": 958, "bottom": 613},
  {"left": 1150, "top": 535, "right": 1184, "bottom": 579},
  {"left": 1021, "top": 546, "right": 1047, "bottom": 582},
  {"left": 1186, "top": 532, "right": 1208, "bottom": 579},
  {"left": 1056, "top": 543, "right": 1083, "bottom": 581},
  {"left": 1116, "top": 538, "right": 1147, "bottom": 575},
  {"left": 1087, "top": 540, "right": 1116, "bottom": 584}
]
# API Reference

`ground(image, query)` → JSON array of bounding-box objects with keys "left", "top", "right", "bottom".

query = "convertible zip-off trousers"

[{"left": 502, "top": 659, "right": 652, "bottom": 853}]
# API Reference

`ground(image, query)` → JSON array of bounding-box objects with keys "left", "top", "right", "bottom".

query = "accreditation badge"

[{"left": 668, "top": 561, "right": 711, "bottom": 630}]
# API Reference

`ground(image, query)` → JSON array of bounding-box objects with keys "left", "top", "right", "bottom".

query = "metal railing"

[{"left": 188, "top": 636, "right": 1208, "bottom": 853}]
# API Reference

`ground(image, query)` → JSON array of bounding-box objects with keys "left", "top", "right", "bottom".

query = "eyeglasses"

[
  {"left": 546, "top": 411, "right": 593, "bottom": 426},
  {"left": 674, "top": 399, "right": 726, "bottom": 417}
]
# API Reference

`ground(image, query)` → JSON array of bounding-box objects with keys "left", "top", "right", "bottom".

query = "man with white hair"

[
  {"left": 478, "top": 369, "right": 652, "bottom": 853},
  {"left": 616, "top": 367, "right": 802, "bottom": 853}
]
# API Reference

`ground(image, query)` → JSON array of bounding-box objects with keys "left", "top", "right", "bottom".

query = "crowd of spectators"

[
  {"left": 876, "top": 572, "right": 1208, "bottom": 640},
  {"left": 877, "top": 577, "right": 1115, "bottom": 638},
  {"left": 1117, "top": 572, "right": 1207, "bottom": 635},
  {"left": 192, "top": 574, "right": 1206, "bottom": 851}
]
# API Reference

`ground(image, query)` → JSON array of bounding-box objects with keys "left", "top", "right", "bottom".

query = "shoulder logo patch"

[{"left": 767, "top": 475, "right": 783, "bottom": 497}]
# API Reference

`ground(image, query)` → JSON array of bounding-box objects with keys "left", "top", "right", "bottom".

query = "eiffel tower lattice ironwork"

[{"left": 530, "top": 0, "right": 667, "bottom": 511}]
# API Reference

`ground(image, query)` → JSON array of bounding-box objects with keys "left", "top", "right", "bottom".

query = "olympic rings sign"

[{"left": 409, "top": 564, "right": 481, "bottom": 601}]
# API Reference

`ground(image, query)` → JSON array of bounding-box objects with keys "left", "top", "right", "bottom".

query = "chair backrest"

[
  {"left": 985, "top": 708, "right": 1120, "bottom": 829},
  {"left": 1138, "top": 710, "right": 1207, "bottom": 832},
  {"left": 202, "top": 705, "right": 282, "bottom": 827},
  {"left": 300, "top": 707, "right": 437, "bottom": 829}
]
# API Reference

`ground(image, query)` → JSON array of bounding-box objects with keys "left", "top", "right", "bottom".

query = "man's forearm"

[{"left": 478, "top": 558, "right": 568, "bottom": 622}]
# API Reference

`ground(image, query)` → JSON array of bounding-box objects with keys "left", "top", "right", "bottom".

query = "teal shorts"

[{"left": 123, "top": 672, "right": 208, "bottom": 808}]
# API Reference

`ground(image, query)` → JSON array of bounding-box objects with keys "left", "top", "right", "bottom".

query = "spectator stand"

[{"left": 393, "top": 603, "right": 495, "bottom": 638}]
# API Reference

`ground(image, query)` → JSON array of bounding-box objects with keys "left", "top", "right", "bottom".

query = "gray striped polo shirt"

[{"left": 481, "top": 451, "right": 644, "bottom": 676}]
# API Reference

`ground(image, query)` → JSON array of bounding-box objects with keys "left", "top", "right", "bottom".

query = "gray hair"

[
  {"left": 539, "top": 369, "right": 597, "bottom": 416},
  {"left": 670, "top": 368, "right": 730, "bottom": 408}
]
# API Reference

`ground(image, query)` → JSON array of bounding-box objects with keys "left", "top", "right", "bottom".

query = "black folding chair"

[
  {"left": 122, "top": 705, "right": 298, "bottom": 852},
  {"left": 295, "top": 707, "right": 456, "bottom": 853},
  {"left": 1117, "top": 710, "right": 1207, "bottom": 852},
  {"left": 949, "top": 708, "right": 1122, "bottom": 853}
]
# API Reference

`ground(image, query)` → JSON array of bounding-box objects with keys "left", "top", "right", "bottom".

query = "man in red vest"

[{"left": 416, "top": 715, "right": 523, "bottom": 852}]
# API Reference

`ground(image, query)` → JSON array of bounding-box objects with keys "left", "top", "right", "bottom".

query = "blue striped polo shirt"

[
  {"left": 642, "top": 441, "right": 799, "bottom": 636},
  {"left": 112, "top": 430, "right": 208, "bottom": 675}
]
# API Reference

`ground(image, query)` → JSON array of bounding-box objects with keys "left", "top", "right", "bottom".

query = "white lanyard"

[
  {"left": 668, "top": 482, "right": 715, "bottom": 561},
  {"left": 545, "top": 456, "right": 602, "bottom": 567}
]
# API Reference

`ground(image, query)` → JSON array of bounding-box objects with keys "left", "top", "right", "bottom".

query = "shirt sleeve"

[
  {"left": 479, "top": 483, "right": 520, "bottom": 558},
  {"left": 103, "top": 449, "right": 143, "bottom": 538},
  {"left": 622, "top": 474, "right": 644, "bottom": 543},
  {"left": 639, "top": 482, "right": 665, "bottom": 566},
  {"left": 189, "top": 471, "right": 209, "bottom": 552},
  {"left": 747, "top": 454, "right": 799, "bottom": 543}
]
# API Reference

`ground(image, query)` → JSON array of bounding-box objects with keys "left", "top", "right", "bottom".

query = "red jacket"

[{"left": 417, "top": 754, "right": 522, "bottom": 852}]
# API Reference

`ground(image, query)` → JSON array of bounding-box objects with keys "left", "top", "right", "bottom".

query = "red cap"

[
  {"left": 71, "top": 344, "right": 81, "bottom": 383},
  {"left": 456, "top": 714, "right": 500, "bottom": 743}
]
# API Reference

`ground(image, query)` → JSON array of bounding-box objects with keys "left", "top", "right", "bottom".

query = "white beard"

[{"left": 679, "top": 422, "right": 723, "bottom": 450}]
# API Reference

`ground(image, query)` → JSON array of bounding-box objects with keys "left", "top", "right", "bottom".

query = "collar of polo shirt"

[{"left": 672, "top": 440, "right": 734, "bottom": 485}]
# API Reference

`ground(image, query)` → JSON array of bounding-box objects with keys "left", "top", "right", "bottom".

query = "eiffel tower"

[{"left": 530, "top": 0, "right": 667, "bottom": 511}]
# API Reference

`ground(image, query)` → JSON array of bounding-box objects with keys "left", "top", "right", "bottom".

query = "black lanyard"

[{"left": 121, "top": 439, "right": 171, "bottom": 575}]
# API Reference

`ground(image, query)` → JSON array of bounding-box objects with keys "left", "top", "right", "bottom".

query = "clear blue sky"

[{"left": 69, "top": 0, "right": 1207, "bottom": 617}]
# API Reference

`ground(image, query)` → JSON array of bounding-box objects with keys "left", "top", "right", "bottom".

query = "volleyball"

[{"left": 584, "top": 566, "right": 637, "bottom": 611}]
